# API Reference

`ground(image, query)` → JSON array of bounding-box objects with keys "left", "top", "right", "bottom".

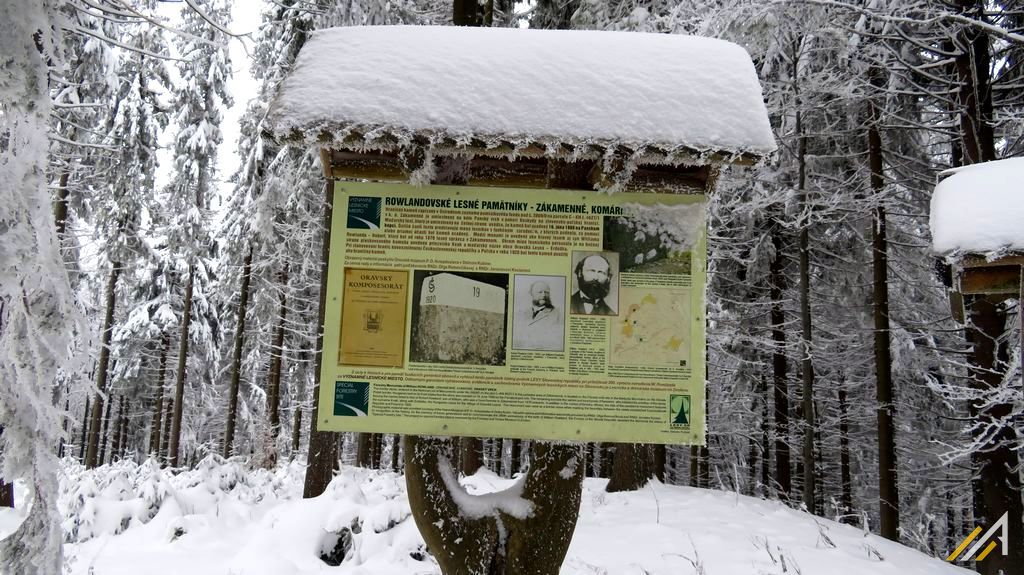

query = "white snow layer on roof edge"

[
  {"left": 267, "top": 26, "right": 777, "bottom": 157},
  {"left": 930, "top": 157, "right": 1024, "bottom": 255}
]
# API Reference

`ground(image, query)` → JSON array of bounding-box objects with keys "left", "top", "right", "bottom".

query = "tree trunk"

[
  {"left": 596, "top": 443, "right": 610, "bottom": 478},
  {"left": 453, "top": 0, "right": 482, "bottom": 26},
  {"left": 482, "top": 0, "right": 494, "bottom": 26},
  {"left": 812, "top": 410, "right": 824, "bottom": 516},
  {"left": 494, "top": 439, "right": 503, "bottom": 477},
  {"left": 86, "top": 263, "right": 121, "bottom": 468},
  {"left": 53, "top": 171, "right": 70, "bottom": 240},
  {"left": 405, "top": 436, "right": 584, "bottom": 574},
  {"left": 78, "top": 397, "right": 90, "bottom": 461},
  {"left": 509, "top": 439, "right": 521, "bottom": 476},
  {"left": 584, "top": 443, "right": 593, "bottom": 478},
  {"left": 606, "top": 443, "right": 651, "bottom": 492},
  {"left": 581, "top": 443, "right": 592, "bottom": 478},
  {"left": 372, "top": 433, "right": 383, "bottom": 469},
  {"left": 945, "top": 495, "right": 957, "bottom": 557},
  {"left": 356, "top": 433, "right": 372, "bottom": 467},
  {"left": 0, "top": 426, "right": 10, "bottom": 508},
  {"left": 530, "top": 0, "right": 576, "bottom": 30},
  {"left": 290, "top": 407, "right": 302, "bottom": 459},
  {"left": 460, "top": 437, "right": 483, "bottom": 476},
  {"left": 267, "top": 263, "right": 290, "bottom": 443},
  {"left": 390, "top": 434, "right": 400, "bottom": 472},
  {"left": 110, "top": 396, "right": 125, "bottom": 461},
  {"left": 149, "top": 333, "right": 170, "bottom": 457},
  {"left": 223, "top": 244, "right": 254, "bottom": 458},
  {"left": 118, "top": 399, "right": 130, "bottom": 460},
  {"left": 371, "top": 434, "right": 382, "bottom": 469},
  {"left": 868, "top": 101, "right": 900, "bottom": 541},
  {"left": 965, "top": 295, "right": 1024, "bottom": 575},
  {"left": 689, "top": 445, "right": 699, "bottom": 487},
  {"left": 954, "top": 0, "right": 996, "bottom": 166},
  {"left": 303, "top": 180, "right": 339, "bottom": 499},
  {"left": 58, "top": 398, "right": 70, "bottom": 458},
  {"left": 748, "top": 376, "right": 766, "bottom": 496},
  {"left": 651, "top": 444, "right": 665, "bottom": 482},
  {"left": 168, "top": 264, "right": 195, "bottom": 468},
  {"left": 0, "top": 478, "right": 11, "bottom": 508},
  {"left": 98, "top": 394, "right": 113, "bottom": 466},
  {"left": 837, "top": 387, "right": 855, "bottom": 525},
  {"left": 760, "top": 376, "right": 770, "bottom": 494},
  {"left": 794, "top": 78, "right": 816, "bottom": 514},
  {"left": 769, "top": 231, "right": 791, "bottom": 498},
  {"left": 160, "top": 399, "right": 173, "bottom": 465},
  {"left": 698, "top": 445, "right": 710, "bottom": 489}
]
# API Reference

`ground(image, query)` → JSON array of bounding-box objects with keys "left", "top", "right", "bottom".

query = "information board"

[{"left": 317, "top": 182, "right": 706, "bottom": 444}]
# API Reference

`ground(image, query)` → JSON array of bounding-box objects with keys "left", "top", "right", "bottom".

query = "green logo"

[
  {"left": 669, "top": 394, "right": 691, "bottom": 427},
  {"left": 334, "top": 381, "right": 370, "bottom": 416},
  {"left": 347, "top": 196, "right": 382, "bottom": 229}
]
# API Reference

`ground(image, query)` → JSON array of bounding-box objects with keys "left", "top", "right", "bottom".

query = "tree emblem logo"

[{"left": 669, "top": 394, "right": 691, "bottom": 428}]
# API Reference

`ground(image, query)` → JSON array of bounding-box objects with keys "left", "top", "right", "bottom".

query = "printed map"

[{"left": 610, "top": 288, "right": 691, "bottom": 366}]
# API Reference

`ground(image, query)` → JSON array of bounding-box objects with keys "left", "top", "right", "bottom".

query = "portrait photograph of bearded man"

[
  {"left": 511, "top": 275, "right": 566, "bottom": 351},
  {"left": 570, "top": 251, "right": 619, "bottom": 316}
]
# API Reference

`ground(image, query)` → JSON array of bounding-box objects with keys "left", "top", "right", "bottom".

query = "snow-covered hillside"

[{"left": 0, "top": 458, "right": 972, "bottom": 574}]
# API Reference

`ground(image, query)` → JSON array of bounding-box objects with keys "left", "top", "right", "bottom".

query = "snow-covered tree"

[
  {"left": 162, "top": 0, "right": 233, "bottom": 468},
  {"left": 0, "top": 2, "right": 81, "bottom": 572},
  {"left": 83, "top": 6, "right": 173, "bottom": 469}
]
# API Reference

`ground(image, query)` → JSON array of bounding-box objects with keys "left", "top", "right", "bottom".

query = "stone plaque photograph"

[{"left": 408, "top": 271, "right": 509, "bottom": 366}]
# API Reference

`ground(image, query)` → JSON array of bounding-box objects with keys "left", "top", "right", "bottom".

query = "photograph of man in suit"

[
  {"left": 570, "top": 252, "right": 618, "bottom": 316},
  {"left": 512, "top": 277, "right": 565, "bottom": 351}
]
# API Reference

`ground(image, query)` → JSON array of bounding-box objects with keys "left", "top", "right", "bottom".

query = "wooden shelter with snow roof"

[
  {"left": 267, "top": 25, "right": 777, "bottom": 574},
  {"left": 266, "top": 25, "right": 776, "bottom": 191},
  {"left": 931, "top": 158, "right": 1024, "bottom": 320},
  {"left": 931, "top": 157, "right": 1024, "bottom": 406},
  {"left": 265, "top": 21, "right": 778, "bottom": 467}
]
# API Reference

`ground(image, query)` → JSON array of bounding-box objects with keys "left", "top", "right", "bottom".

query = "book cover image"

[{"left": 338, "top": 268, "right": 409, "bottom": 367}]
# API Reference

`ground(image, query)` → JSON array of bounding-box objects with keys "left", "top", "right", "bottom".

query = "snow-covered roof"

[
  {"left": 266, "top": 26, "right": 776, "bottom": 164},
  {"left": 930, "top": 157, "right": 1024, "bottom": 256}
]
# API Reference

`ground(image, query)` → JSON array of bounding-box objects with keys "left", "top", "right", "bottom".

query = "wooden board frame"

[
  {"left": 320, "top": 147, "right": 716, "bottom": 195},
  {"left": 945, "top": 252, "right": 1024, "bottom": 323}
]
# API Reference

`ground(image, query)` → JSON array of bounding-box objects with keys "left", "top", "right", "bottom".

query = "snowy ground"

[{"left": 1, "top": 458, "right": 972, "bottom": 574}]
